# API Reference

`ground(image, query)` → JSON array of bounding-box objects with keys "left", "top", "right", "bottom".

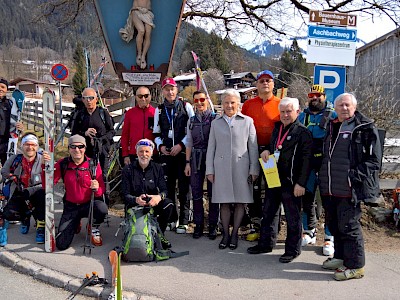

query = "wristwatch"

[{"left": 185, "top": 160, "right": 190, "bottom": 164}]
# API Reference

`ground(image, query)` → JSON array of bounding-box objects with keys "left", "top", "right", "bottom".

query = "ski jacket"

[
  {"left": 50, "top": 156, "right": 104, "bottom": 204},
  {"left": 153, "top": 99, "right": 194, "bottom": 151},
  {"left": 186, "top": 110, "right": 216, "bottom": 172},
  {"left": 268, "top": 119, "right": 313, "bottom": 188},
  {"left": 241, "top": 95, "right": 281, "bottom": 147},
  {"left": 121, "top": 105, "right": 155, "bottom": 157},
  {"left": 298, "top": 101, "right": 336, "bottom": 171},
  {"left": 121, "top": 160, "right": 168, "bottom": 207},
  {"left": 70, "top": 107, "right": 115, "bottom": 158},
  {"left": 0, "top": 97, "right": 12, "bottom": 138},
  {"left": 1, "top": 153, "right": 43, "bottom": 199},
  {"left": 319, "top": 111, "right": 382, "bottom": 203}
]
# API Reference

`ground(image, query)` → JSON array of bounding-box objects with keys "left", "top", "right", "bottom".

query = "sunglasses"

[
  {"left": 69, "top": 144, "right": 86, "bottom": 149},
  {"left": 82, "top": 96, "right": 95, "bottom": 101},
  {"left": 308, "top": 93, "right": 323, "bottom": 98},
  {"left": 194, "top": 98, "right": 206, "bottom": 103},
  {"left": 136, "top": 94, "right": 150, "bottom": 99},
  {"left": 258, "top": 78, "right": 273, "bottom": 84}
]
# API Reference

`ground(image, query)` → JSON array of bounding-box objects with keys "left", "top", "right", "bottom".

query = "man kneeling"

[
  {"left": 43, "top": 135, "right": 108, "bottom": 250},
  {"left": 122, "top": 139, "right": 175, "bottom": 249}
]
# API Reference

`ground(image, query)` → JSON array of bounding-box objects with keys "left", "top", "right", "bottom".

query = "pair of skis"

[
  {"left": 109, "top": 250, "right": 123, "bottom": 300},
  {"left": 43, "top": 89, "right": 56, "bottom": 253},
  {"left": 6, "top": 89, "right": 25, "bottom": 159}
]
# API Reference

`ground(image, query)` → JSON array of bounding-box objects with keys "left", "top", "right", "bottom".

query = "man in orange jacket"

[{"left": 241, "top": 70, "right": 281, "bottom": 240}]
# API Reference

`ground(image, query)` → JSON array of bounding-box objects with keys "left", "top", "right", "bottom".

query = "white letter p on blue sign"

[{"left": 314, "top": 65, "right": 346, "bottom": 103}]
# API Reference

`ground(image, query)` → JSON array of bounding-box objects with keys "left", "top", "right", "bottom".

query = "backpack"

[
  {"left": 2, "top": 154, "right": 23, "bottom": 200},
  {"left": 121, "top": 207, "right": 188, "bottom": 262}
]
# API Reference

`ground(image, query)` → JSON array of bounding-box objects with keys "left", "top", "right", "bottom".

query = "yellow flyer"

[{"left": 259, "top": 156, "right": 281, "bottom": 188}]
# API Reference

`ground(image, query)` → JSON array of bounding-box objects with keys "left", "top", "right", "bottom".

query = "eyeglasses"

[
  {"left": 194, "top": 98, "right": 206, "bottom": 103},
  {"left": 69, "top": 144, "right": 85, "bottom": 149},
  {"left": 136, "top": 94, "right": 150, "bottom": 99},
  {"left": 308, "top": 93, "right": 323, "bottom": 98},
  {"left": 82, "top": 96, "right": 95, "bottom": 101}
]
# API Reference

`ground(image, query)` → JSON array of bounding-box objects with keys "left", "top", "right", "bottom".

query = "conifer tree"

[{"left": 72, "top": 42, "right": 86, "bottom": 96}]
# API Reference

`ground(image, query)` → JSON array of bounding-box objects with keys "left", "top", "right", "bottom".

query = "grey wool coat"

[{"left": 206, "top": 112, "right": 259, "bottom": 203}]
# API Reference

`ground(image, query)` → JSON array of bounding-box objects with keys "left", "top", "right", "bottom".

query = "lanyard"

[
  {"left": 165, "top": 108, "right": 174, "bottom": 125},
  {"left": 276, "top": 124, "right": 290, "bottom": 150}
]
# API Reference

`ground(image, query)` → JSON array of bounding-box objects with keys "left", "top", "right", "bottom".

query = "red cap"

[{"left": 161, "top": 78, "right": 177, "bottom": 88}]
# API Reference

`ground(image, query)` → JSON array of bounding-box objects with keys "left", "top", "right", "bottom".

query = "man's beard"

[{"left": 308, "top": 100, "right": 325, "bottom": 112}]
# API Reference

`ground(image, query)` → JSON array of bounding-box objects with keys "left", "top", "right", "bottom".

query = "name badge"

[
  {"left": 168, "top": 130, "right": 173, "bottom": 138},
  {"left": 274, "top": 150, "right": 280, "bottom": 162}
]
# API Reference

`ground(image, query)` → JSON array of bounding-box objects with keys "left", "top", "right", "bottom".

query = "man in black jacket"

[
  {"left": 0, "top": 77, "right": 24, "bottom": 165},
  {"left": 319, "top": 93, "right": 381, "bottom": 281},
  {"left": 247, "top": 97, "right": 313, "bottom": 263},
  {"left": 70, "top": 87, "right": 115, "bottom": 171},
  {"left": 121, "top": 139, "right": 175, "bottom": 249}
]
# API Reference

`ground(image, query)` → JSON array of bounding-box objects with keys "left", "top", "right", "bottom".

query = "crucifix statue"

[{"left": 119, "top": 0, "right": 154, "bottom": 70}]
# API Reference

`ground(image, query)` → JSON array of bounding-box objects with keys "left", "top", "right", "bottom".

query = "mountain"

[{"left": 249, "top": 41, "right": 285, "bottom": 58}]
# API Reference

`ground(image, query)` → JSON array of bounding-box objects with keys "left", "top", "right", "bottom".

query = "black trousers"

[
  {"left": 56, "top": 199, "right": 108, "bottom": 251},
  {"left": 322, "top": 196, "right": 365, "bottom": 269},
  {"left": 3, "top": 189, "right": 45, "bottom": 222},
  {"left": 159, "top": 153, "right": 190, "bottom": 225},
  {"left": 259, "top": 183, "right": 302, "bottom": 256}
]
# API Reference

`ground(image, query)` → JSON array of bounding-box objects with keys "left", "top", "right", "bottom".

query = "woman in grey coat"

[{"left": 206, "top": 89, "right": 259, "bottom": 250}]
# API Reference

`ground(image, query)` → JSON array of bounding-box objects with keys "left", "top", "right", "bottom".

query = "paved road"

[{"left": 0, "top": 264, "right": 90, "bottom": 299}]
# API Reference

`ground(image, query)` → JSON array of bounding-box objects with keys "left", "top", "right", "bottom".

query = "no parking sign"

[{"left": 51, "top": 64, "right": 69, "bottom": 81}]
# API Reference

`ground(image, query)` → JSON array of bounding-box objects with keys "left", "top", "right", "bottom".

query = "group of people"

[{"left": 0, "top": 71, "right": 381, "bottom": 281}]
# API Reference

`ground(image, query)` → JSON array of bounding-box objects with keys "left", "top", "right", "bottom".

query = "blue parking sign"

[{"left": 314, "top": 65, "right": 346, "bottom": 103}]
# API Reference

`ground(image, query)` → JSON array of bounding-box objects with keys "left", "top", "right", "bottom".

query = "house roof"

[
  {"left": 356, "top": 27, "right": 400, "bottom": 54},
  {"left": 10, "top": 77, "right": 70, "bottom": 87},
  {"left": 174, "top": 73, "right": 197, "bottom": 82},
  {"left": 224, "top": 72, "right": 256, "bottom": 80},
  {"left": 214, "top": 87, "right": 257, "bottom": 94}
]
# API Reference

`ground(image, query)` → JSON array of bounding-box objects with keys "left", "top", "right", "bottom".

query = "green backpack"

[{"left": 122, "top": 207, "right": 177, "bottom": 262}]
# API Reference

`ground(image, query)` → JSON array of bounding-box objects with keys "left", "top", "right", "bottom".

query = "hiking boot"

[
  {"left": 322, "top": 258, "right": 344, "bottom": 270},
  {"left": 208, "top": 226, "right": 217, "bottom": 240},
  {"left": 0, "top": 220, "right": 9, "bottom": 247},
  {"left": 166, "top": 222, "right": 176, "bottom": 231},
  {"left": 160, "top": 234, "right": 172, "bottom": 249},
  {"left": 246, "top": 219, "right": 261, "bottom": 241},
  {"left": 279, "top": 253, "right": 299, "bottom": 263},
  {"left": 193, "top": 225, "right": 203, "bottom": 239},
  {"left": 36, "top": 220, "right": 45, "bottom": 244},
  {"left": 90, "top": 228, "right": 103, "bottom": 246},
  {"left": 334, "top": 267, "right": 365, "bottom": 281},
  {"left": 75, "top": 219, "right": 82, "bottom": 234},
  {"left": 247, "top": 244, "right": 273, "bottom": 254},
  {"left": 176, "top": 225, "right": 188, "bottom": 234},
  {"left": 323, "top": 235, "right": 334, "bottom": 256},
  {"left": 20, "top": 217, "right": 31, "bottom": 235},
  {"left": 246, "top": 229, "right": 260, "bottom": 241},
  {"left": 301, "top": 229, "right": 316, "bottom": 246}
]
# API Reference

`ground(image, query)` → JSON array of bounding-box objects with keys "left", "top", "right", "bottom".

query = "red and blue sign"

[{"left": 51, "top": 64, "right": 69, "bottom": 81}]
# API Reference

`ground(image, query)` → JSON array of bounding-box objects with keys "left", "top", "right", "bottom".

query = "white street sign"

[{"left": 306, "top": 25, "right": 357, "bottom": 66}]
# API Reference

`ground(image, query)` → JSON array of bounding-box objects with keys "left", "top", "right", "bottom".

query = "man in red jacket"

[
  {"left": 43, "top": 135, "right": 107, "bottom": 251},
  {"left": 121, "top": 86, "right": 156, "bottom": 165}
]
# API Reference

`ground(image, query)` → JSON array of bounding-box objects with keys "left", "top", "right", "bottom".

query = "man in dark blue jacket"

[
  {"left": 319, "top": 93, "right": 381, "bottom": 281},
  {"left": 121, "top": 139, "right": 175, "bottom": 249}
]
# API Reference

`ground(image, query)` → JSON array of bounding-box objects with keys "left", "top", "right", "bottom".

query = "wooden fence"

[
  {"left": 21, "top": 98, "right": 224, "bottom": 141},
  {"left": 21, "top": 98, "right": 131, "bottom": 139}
]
